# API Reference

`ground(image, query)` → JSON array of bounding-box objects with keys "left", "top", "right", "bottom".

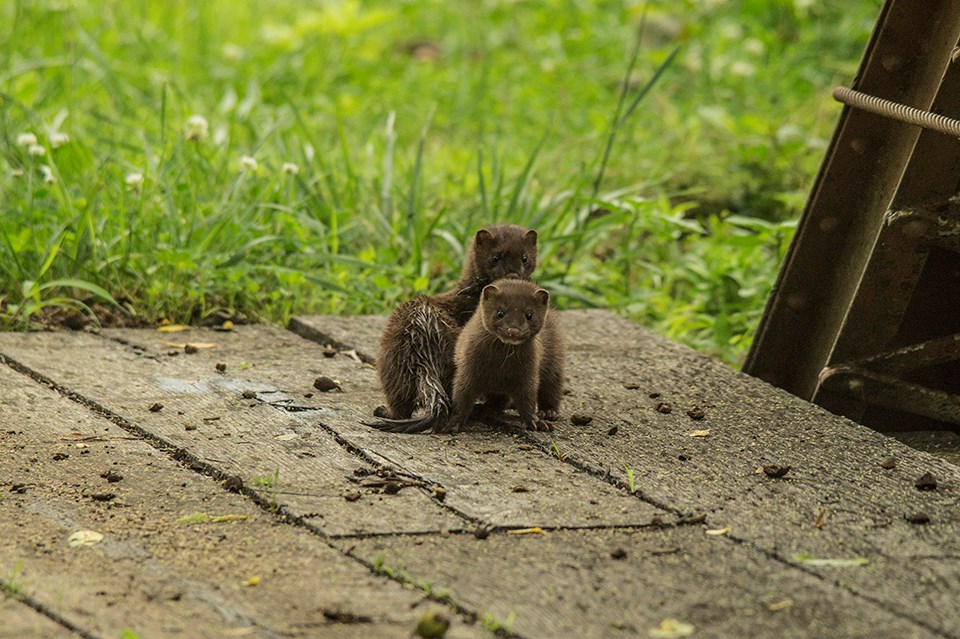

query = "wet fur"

[
  {"left": 366, "top": 225, "right": 538, "bottom": 433},
  {"left": 441, "top": 279, "right": 565, "bottom": 434}
]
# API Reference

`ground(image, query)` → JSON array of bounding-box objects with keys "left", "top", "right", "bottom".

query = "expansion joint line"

[{"left": 0, "top": 349, "right": 507, "bottom": 637}]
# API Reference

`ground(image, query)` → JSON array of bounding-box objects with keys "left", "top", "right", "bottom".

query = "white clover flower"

[
  {"left": 185, "top": 114, "right": 209, "bottom": 141},
  {"left": 240, "top": 155, "right": 258, "bottom": 171},
  {"left": 125, "top": 172, "right": 145, "bottom": 188},
  {"left": 17, "top": 132, "right": 38, "bottom": 147},
  {"left": 11, "top": 168, "right": 25, "bottom": 178},
  {"left": 730, "top": 60, "right": 755, "bottom": 77},
  {"left": 50, "top": 132, "right": 70, "bottom": 148},
  {"left": 39, "top": 164, "right": 55, "bottom": 184},
  {"left": 28, "top": 144, "right": 47, "bottom": 157},
  {"left": 282, "top": 162, "right": 300, "bottom": 175}
]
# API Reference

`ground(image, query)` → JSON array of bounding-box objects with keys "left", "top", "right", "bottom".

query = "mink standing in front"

[
  {"left": 369, "top": 225, "right": 538, "bottom": 433},
  {"left": 440, "top": 278, "right": 565, "bottom": 434}
]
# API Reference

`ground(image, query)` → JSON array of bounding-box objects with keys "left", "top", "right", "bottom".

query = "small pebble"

[
  {"left": 148, "top": 402, "right": 163, "bottom": 413},
  {"left": 880, "top": 457, "right": 896, "bottom": 470},
  {"left": 100, "top": 470, "right": 123, "bottom": 483},
  {"left": 687, "top": 407, "right": 705, "bottom": 420},
  {"left": 762, "top": 465, "right": 790, "bottom": 478},
  {"left": 905, "top": 512, "right": 931, "bottom": 525},
  {"left": 215, "top": 363, "right": 227, "bottom": 373},
  {"left": 383, "top": 482, "right": 401, "bottom": 495},
  {"left": 184, "top": 344, "right": 198, "bottom": 354},
  {"left": 222, "top": 475, "right": 243, "bottom": 492},
  {"left": 656, "top": 402, "right": 672, "bottom": 414},
  {"left": 313, "top": 376, "right": 342, "bottom": 392},
  {"left": 241, "top": 389, "right": 257, "bottom": 399},
  {"left": 570, "top": 414, "right": 593, "bottom": 426},
  {"left": 915, "top": 472, "right": 938, "bottom": 491},
  {"left": 610, "top": 547, "right": 628, "bottom": 560}
]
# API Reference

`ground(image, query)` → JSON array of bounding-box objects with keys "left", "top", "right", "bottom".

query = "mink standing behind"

[
  {"left": 367, "top": 225, "right": 538, "bottom": 433},
  {"left": 441, "top": 278, "right": 565, "bottom": 434}
]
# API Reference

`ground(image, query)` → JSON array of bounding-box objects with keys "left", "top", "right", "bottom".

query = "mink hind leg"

[
  {"left": 514, "top": 390, "right": 551, "bottom": 432},
  {"left": 536, "top": 363, "right": 565, "bottom": 422}
]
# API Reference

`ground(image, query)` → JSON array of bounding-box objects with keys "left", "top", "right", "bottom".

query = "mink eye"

[
  {"left": 521, "top": 254, "right": 528, "bottom": 263},
  {"left": 497, "top": 309, "right": 505, "bottom": 318},
  {"left": 492, "top": 253, "right": 501, "bottom": 263},
  {"left": 525, "top": 311, "right": 533, "bottom": 320}
]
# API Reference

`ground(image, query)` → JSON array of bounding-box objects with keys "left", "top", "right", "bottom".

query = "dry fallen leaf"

[
  {"left": 158, "top": 340, "right": 217, "bottom": 349},
  {"left": 689, "top": 429, "right": 710, "bottom": 438},
  {"left": 243, "top": 575, "right": 260, "bottom": 587},
  {"left": 705, "top": 527, "right": 731, "bottom": 536},
  {"left": 176, "top": 512, "right": 249, "bottom": 525},
  {"left": 157, "top": 325, "right": 191, "bottom": 333},
  {"left": 68, "top": 530, "right": 104, "bottom": 547},
  {"left": 506, "top": 527, "right": 546, "bottom": 536},
  {"left": 768, "top": 599, "right": 793, "bottom": 612},
  {"left": 792, "top": 553, "right": 869, "bottom": 567},
  {"left": 274, "top": 433, "right": 298, "bottom": 441},
  {"left": 649, "top": 618, "right": 695, "bottom": 638}
]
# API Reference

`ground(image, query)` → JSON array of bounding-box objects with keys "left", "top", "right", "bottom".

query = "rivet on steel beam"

[
  {"left": 881, "top": 55, "right": 902, "bottom": 72},
  {"left": 900, "top": 219, "right": 930, "bottom": 238},
  {"left": 818, "top": 217, "right": 839, "bottom": 232},
  {"left": 850, "top": 138, "right": 866, "bottom": 154},
  {"left": 785, "top": 293, "right": 808, "bottom": 310}
]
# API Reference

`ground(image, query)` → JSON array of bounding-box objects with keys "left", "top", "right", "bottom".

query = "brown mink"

[
  {"left": 439, "top": 278, "right": 565, "bottom": 434},
  {"left": 366, "top": 225, "right": 538, "bottom": 433}
]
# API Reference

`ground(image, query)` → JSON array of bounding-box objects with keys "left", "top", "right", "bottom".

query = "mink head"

[
  {"left": 463, "top": 225, "right": 538, "bottom": 289},
  {"left": 478, "top": 279, "right": 549, "bottom": 345}
]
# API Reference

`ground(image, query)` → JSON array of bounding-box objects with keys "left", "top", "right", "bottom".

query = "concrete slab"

[
  {"left": 63, "top": 326, "right": 666, "bottom": 530},
  {"left": 0, "top": 328, "right": 464, "bottom": 537},
  {"left": 2, "top": 313, "right": 959, "bottom": 638},
  {"left": 0, "top": 364, "right": 488, "bottom": 639},
  {"left": 0, "top": 598, "right": 77, "bottom": 639},
  {"left": 349, "top": 527, "right": 932, "bottom": 639},
  {"left": 293, "top": 311, "right": 960, "bottom": 637}
]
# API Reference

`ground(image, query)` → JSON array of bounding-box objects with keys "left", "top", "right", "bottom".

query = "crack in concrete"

[
  {"left": 1, "top": 586, "right": 100, "bottom": 639},
  {"left": 0, "top": 350, "right": 507, "bottom": 638}
]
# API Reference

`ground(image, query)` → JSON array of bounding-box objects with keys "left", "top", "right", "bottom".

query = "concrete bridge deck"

[{"left": 1, "top": 311, "right": 959, "bottom": 638}]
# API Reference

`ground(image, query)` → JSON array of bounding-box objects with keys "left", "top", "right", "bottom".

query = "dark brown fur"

[
  {"left": 367, "top": 225, "right": 538, "bottom": 433},
  {"left": 440, "top": 279, "right": 565, "bottom": 434}
]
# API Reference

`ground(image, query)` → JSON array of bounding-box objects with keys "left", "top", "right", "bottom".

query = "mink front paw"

[
  {"left": 538, "top": 409, "right": 560, "bottom": 422},
  {"left": 373, "top": 405, "right": 390, "bottom": 419},
  {"left": 433, "top": 421, "right": 463, "bottom": 435},
  {"left": 523, "top": 418, "right": 553, "bottom": 432}
]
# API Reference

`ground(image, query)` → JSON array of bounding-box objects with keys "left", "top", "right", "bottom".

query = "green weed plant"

[{"left": 0, "top": 0, "right": 878, "bottom": 364}]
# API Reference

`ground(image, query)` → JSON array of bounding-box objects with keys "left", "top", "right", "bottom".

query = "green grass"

[{"left": 0, "top": 0, "right": 879, "bottom": 364}]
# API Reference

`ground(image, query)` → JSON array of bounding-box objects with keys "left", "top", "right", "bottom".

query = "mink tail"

[
  {"left": 365, "top": 302, "right": 455, "bottom": 434},
  {"left": 361, "top": 412, "right": 442, "bottom": 433}
]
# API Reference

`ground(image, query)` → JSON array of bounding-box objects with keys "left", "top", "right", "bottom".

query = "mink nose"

[{"left": 505, "top": 327, "right": 521, "bottom": 339}]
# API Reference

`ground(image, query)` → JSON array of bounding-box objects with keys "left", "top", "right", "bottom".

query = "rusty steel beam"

[
  {"left": 744, "top": 0, "right": 960, "bottom": 401},
  {"left": 818, "top": 366, "right": 960, "bottom": 425}
]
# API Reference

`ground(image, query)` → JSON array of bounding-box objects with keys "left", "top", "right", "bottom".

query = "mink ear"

[
  {"left": 475, "top": 229, "right": 495, "bottom": 247},
  {"left": 524, "top": 229, "right": 538, "bottom": 246},
  {"left": 534, "top": 289, "right": 550, "bottom": 307},
  {"left": 482, "top": 284, "right": 501, "bottom": 301}
]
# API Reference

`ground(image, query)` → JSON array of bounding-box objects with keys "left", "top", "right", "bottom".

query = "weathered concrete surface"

[
  {"left": 293, "top": 311, "right": 960, "bottom": 638},
  {"left": 1, "top": 311, "right": 959, "bottom": 638},
  {"left": 0, "top": 364, "right": 487, "bottom": 639},
  {"left": 0, "top": 597, "right": 77, "bottom": 639},
  {"left": 352, "top": 528, "right": 932, "bottom": 639}
]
